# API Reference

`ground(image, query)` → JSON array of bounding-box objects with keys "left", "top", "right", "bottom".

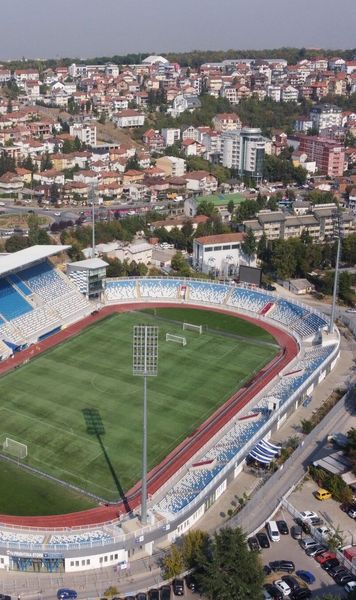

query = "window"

[
  {"left": 222, "top": 245, "right": 231, "bottom": 250},
  {"left": 204, "top": 246, "right": 212, "bottom": 252},
  {"left": 214, "top": 246, "right": 222, "bottom": 251},
  {"left": 99, "top": 557, "right": 103, "bottom": 564},
  {"left": 231, "top": 244, "right": 240, "bottom": 249},
  {"left": 75, "top": 561, "right": 79, "bottom": 567},
  {"left": 81, "top": 560, "right": 85, "bottom": 566},
  {"left": 110, "top": 555, "right": 113, "bottom": 561},
  {"left": 86, "top": 559, "right": 90, "bottom": 565},
  {"left": 104, "top": 556, "right": 108, "bottom": 562},
  {"left": 114, "top": 554, "right": 118, "bottom": 560},
  {"left": 70, "top": 561, "right": 74, "bottom": 567}
]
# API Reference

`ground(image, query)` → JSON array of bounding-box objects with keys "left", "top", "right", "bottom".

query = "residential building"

[
  {"left": 221, "top": 127, "right": 265, "bottom": 183},
  {"left": 156, "top": 156, "right": 186, "bottom": 178},
  {"left": 310, "top": 104, "right": 343, "bottom": 132},
  {"left": 212, "top": 113, "right": 241, "bottom": 132},
  {"left": 193, "top": 232, "right": 252, "bottom": 277},
  {"left": 298, "top": 136, "right": 345, "bottom": 177},
  {"left": 161, "top": 128, "right": 181, "bottom": 146},
  {"left": 267, "top": 85, "right": 281, "bottom": 102},
  {"left": 171, "top": 94, "right": 201, "bottom": 117},
  {"left": 113, "top": 109, "right": 145, "bottom": 128},
  {"left": 281, "top": 85, "right": 299, "bottom": 102},
  {"left": 69, "top": 123, "right": 97, "bottom": 146},
  {"left": 184, "top": 171, "right": 218, "bottom": 194}
]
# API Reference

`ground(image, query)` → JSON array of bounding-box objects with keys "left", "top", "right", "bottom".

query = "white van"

[{"left": 266, "top": 520, "right": 280, "bottom": 542}]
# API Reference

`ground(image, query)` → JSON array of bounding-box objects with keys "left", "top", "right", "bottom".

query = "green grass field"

[{"left": 0, "top": 308, "right": 278, "bottom": 513}]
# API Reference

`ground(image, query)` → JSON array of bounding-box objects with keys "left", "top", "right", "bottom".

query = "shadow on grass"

[{"left": 82, "top": 408, "right": 131, "bottom": 512}]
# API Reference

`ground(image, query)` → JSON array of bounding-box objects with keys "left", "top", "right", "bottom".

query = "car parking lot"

[
  {"left": 289, "top": 479, "right": 356, "bottom": 547},
  {"left": 255, "top": 509, "right": 351, "bottom": 598}
]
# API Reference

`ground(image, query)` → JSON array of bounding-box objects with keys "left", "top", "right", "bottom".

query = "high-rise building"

[
  {"left": 310, "top": 104, "right": 342, "bottom": 132},
  {"left": 298, "top": 136, "right": 345, "bottom": 177},
  {"left": 221, "top": 127, "right": 265, "bottom": 182}
]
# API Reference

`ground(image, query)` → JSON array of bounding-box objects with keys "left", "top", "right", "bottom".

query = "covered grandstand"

[
  {"left": 0, "top": 274, "right": 340, "bottom": 573},
  {"left": 0, "top": 246, "right": 92, "bottom": 355}
]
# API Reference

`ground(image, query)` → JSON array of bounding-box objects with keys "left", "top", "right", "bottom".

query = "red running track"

[{"left": 0, "top": 303, "right": 298, "bottom": 528}]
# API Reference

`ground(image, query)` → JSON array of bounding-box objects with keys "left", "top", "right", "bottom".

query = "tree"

[
  {"left": 197, "top": 200, "right": 216, "bottom": 218},
  {"left": 40, "top": 152, "right": 53, "bottom": 171},
  {"left": 242, "top": 228, "right": 256, "bottom": 264},
  {"left": 125, "top": 154, "right": 140, "bottom": 171},
  {"left": 171, "top": 251, "right": 191, "bottom": 276},
  {"left": 50, "top": 182, "right": 60, "bottom": 205},
  {"left": 195, "top": 527, "right": 264, "bottom": 600},
  {"left": 5, "top": 234, "right": 29, "bottom": 253},
  {"left": 227, "top": 199, "right": 235, "bottom": 215},
  {"left": 182, "top": 530, "right": 209, "bottom": 569},
  {"left": 162, "top": 544, "right": 185, "bottom": 579}
]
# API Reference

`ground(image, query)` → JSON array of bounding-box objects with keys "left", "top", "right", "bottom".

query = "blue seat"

[{"left": 0, "top": 278, "right": 32, "bottom": 320}]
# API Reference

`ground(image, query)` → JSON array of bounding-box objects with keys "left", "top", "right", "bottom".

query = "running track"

[{"left": 0, "top": 303, "right": 298, "bottom": 528}]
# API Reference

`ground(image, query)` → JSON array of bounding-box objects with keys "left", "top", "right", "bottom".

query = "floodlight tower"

[
  {"left": 329, "top": 207, "right": 342, "bottom": 334},
  {"left": 133, "top": 325, "right": 158, "bottom": 525},
  {"left": 88, "top": 183, "right": 97, "bottom": 258}
]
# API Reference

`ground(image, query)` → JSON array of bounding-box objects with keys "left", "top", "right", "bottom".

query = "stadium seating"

[
  {"left": 48, "top": 291, "right": 91, "bottom": 321},
  {"left": 0, "top": 320, "right": 26, "bottom": 346},
  {"left": 268, "top": 299, "right": 307, "bottom": 326},
  {"left": 188, "top": 281, "right": 229, "bottom": 304},
  {"left": 7, "top": 273, "right": 33, "bottom": 297},
  {"left": 0, "top": 278, "right": 32, "bottom": 320},
  {"left": 105, "top": 279, "right": 137, "bottom": 301},
  {"left": 18, "top": 261, "right": 71, "bottom": 300},
  {"left": 140, "top": 279, "right": 180, "bottom": 299},
  {"left": 49, "top": 529, "right": 113, "bottom": 547},
  {"left": 227, "top": 288, "right": 272, "bottom": 313},
  {"left": 0, "top": 530, "right": 44, "bottom": 547},
  {"left": 10, "top": 306, "right": 59, "bottom": 340}
]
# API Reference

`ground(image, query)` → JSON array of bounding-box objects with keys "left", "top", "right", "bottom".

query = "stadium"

[{"left": 0, "top": 245, "right": 340, "bottom": 574}]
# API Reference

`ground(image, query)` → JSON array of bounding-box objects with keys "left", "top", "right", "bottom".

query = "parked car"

[
  {"left": 334, "top": 572, "right": 355, "bottom": 586},
  {"left": 315, "top": 488, "right": 332, "bottom": 501},
  {"left": 263, "top": 583, "right": 283, "bottom": 600},
  {"left": 269, "top": 560, "right": 295, "bottom": 573},
  {"left": 321, "top": 558, "right": 340, "bottom": 572},
  {"left": 329, "top": 566, "right": 347, "bottom": 578},
  {"left": 315, "top": 526, "right": 331, "bottom": 536},
  {"left": 148, "top": 589, "right": 159, "bottom": 600},
  {"left": 276, "top": 520, "right": 289, "bottom": 535},
  {"left": 300, "top": 538, "right": 317, "bottom": 551},
  {"left": 345, "top": 581, "right": 356, "bottom": 593},
  {"left": 248, "top": 536, "right": 260, "bottom": 551},
  {"left": 296, "top": 570, "right": 316, "bottom": 584},
  {"left": 299, "top": 511, "right": 318, "bottom": 521},
  {"left": 57, "top": 591, "right": 77, "bottom": 600},
  {"left": 315, "top": 551, "right": 336, "bottom": 564},
  {"left": 348, "top": 507, "right": 356, "bottom": 519},
  {"left": 290, "top": 589, "right": 312, "bottom": 600},
  {"left": 305, "top": 544, "right": 327, "bottom": 557},
  {"left": 257, "top": 532, "right": 270, "bottom": 548},
  {"left": 172, "top": 579, "right": 184, "bottom": 596},
  {"left": 264, "top": 565, "right": 272, "bottom": 575},
  {"left": 309, "top": 516, "right": 324, "bottom": 526},
  {"left": 160, "top": 585, "right": 171, "bottom": 600},
  {"left": 185, "top": 573, "right": 197, "bottom": 591},
  {"left": 136, "top": 594, "right": 147, "bottom": 600},
  {"left": 291, "top": 525, "right": 302, "bottom": 540},
  {"left": 273, "top": 579, "right": 291, "bottom": 597},
  {"left": 281, "top": 575, "right": 300, "bottom": 592}
]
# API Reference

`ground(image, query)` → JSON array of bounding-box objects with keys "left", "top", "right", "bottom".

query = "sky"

[{"left": 0, "top": 0, "right": 355, "bottom": 60}]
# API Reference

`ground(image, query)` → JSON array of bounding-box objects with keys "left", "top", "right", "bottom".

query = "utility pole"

[{"left": 329, "top": 207, "right": 342, "bottom": 334}]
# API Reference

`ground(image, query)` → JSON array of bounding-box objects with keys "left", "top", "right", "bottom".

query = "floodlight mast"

[
  {"left": 88, "top": 184, "right": 97, "bottom": 258},
  {"left": 133, "top": 325, "right": 158, "bottom": 525},
  {"left": 329, "top": 207, "right": 342, "bottom": 334}
]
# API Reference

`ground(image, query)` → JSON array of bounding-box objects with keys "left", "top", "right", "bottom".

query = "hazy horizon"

[{"left": 0, "top": 0, "right": 354, "bottom": 61}]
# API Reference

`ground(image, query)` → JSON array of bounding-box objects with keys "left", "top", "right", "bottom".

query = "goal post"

[
  {"left": 3, "top": 438, "right": 28, "bottom": 459},
  {"left": 183, "top": 322, "right": 203, "bottom": 334},
  {"left": 166, "top": 333, "right": 187, "bottom": 346}
]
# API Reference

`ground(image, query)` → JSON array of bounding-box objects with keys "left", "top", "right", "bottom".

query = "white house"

[
  {"left": 193, "top": 232, "right": 254, "bottom": 277},
  {"left": 70, "top": 123, "right": 97, "bottom": 146},
  {"left": 113, "top": 110, "right": 145, "bottom": 128},
  {"left": 161, "top": 128, "right": 181, "bottom": 146},
  {"left": 184, "top": 171, "right": 218, "bottom": 193}
]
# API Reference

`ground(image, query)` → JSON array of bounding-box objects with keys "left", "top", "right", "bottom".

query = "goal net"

[
  {"left": 166, "top": 333, "right": 187, "bottom": 346},
  {"left": 3, "top": 438, "right": 28, "bottom": 459},
  {"left": 183, "top": 322, "right": 203, "bottom": 334}
]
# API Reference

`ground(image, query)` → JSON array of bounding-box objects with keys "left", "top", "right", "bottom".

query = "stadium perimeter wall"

[{"left": 0, "top": 282, "right": 341, "bottom": 572}]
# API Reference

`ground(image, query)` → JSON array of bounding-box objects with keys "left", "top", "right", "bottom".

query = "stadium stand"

[
  {"left": 0, "top": 278, "right": 32, "bottom": 320},
  {"left": 105, "top": 279, "right": 137, "bottom": 301},
  {"left": 268, "top": 299, "right": 307, "bottom": 325},
  {"left": 18, "top": 261, "right": 74, "bottom": 300},
  {"left": 49, "top": 529, "right": 113, "bottom": 547},
  {"left": 188, "top": 281, "right": 230, "bottom": 304},
  {"left": 227, "top": 287, "right": 272, "bottom": 312},
  {"left": 0, "top": 530, "right": 44, "bottom": 547},
  {"left": 140, "top": 279, "right": 180, "bottom": 299}
]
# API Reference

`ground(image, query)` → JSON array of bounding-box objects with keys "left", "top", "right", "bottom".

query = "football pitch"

[{"left": 0, "top": 308, "right": 278, "bottom": 510}]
